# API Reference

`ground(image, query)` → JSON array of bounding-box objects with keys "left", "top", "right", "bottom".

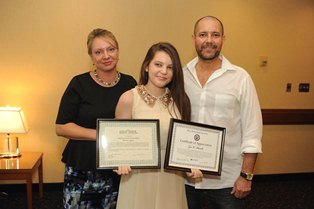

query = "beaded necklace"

[{"left": 93, "top": 69, "right": 121, "bottom": 87}]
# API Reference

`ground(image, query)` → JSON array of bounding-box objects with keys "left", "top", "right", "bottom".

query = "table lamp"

[{"left": 0, "top": 106, "right": 29, "bottom": 158}]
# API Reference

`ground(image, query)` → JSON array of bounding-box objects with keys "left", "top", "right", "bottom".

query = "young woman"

[{"left": 114, "top": 42, "right": 190, "bottom": 209}]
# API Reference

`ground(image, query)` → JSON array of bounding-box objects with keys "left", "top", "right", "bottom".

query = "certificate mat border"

[
  {"left": 164, "top": 118, "right": 225, "bottom": 175},
  {"left": 96, "top": 119, "right": 161, "bottom": 169}
]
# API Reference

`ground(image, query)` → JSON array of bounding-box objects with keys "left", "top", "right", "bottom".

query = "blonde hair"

[{"left": 87, "top": 28, "right": 119, "bottom": 55}]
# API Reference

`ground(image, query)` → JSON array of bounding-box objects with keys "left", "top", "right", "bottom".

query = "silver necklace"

[{"left": 93, "top": 69, "right": 121, "bottom": 87}]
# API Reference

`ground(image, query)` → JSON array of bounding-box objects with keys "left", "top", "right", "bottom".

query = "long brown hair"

[{"left": 139, "top": 42, "right": 191, "bottom": 121}]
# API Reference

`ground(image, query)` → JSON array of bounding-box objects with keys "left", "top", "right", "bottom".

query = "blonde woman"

[{"left": 56, "top": 28, "right": 137, "bottom": 208}]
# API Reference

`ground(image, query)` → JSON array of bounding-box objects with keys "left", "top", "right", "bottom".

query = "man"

[{"left": 184, "top": 16, "right": 263, "bottom": 209}]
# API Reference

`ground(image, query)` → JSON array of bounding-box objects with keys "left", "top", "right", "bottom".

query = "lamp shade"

[{"left": 0, "top": 107, "right": 29, "bottom": 134}]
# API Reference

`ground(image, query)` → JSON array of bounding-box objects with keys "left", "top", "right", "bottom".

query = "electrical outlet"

[
  {"left": 259, "top": 56, "right": 268, "bottom": 67},
  {"left": 286, "top": 83, "right": 292, "bottom": 92},
  {"left": 299, "top": 83, "right": 310, "bottom": 92}
]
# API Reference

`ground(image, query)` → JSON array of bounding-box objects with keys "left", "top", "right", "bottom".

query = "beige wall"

[{"left": 0, "top": 0, "right": 313, "bottom": 183}]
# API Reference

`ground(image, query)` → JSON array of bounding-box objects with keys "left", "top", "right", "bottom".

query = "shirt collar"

[
  {"left": 186, "top": 55, "right": 237, "bottom": 74},
  {"left": 185, "top": 55, "right": 237, "bottom": 85}
]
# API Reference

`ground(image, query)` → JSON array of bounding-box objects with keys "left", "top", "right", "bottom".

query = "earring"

[{"left": 145, "top": 68, "right": 148, "bottom": 72}]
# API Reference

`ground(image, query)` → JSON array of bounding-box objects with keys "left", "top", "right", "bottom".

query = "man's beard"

[{"left": 197, "top": 45, "right": 221, "bottom": 61}]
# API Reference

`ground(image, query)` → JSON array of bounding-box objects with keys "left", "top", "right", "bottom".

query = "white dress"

[{"left": 116, "top": 86, "right": 188, "bottom": 209}]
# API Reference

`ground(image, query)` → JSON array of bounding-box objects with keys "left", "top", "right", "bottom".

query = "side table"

[{"left": 0, "top": 152, "right": 43, "bottom": 209}]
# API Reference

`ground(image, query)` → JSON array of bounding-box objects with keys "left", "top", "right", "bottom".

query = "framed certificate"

[
  {"left": 96, "top": 119, "right": 160, "bottom": 169},
  {"left": 164, "top": 119, "right": 225, "bottom": 175}
]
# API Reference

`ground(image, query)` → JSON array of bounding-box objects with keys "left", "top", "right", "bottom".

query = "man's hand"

[{"left": 231, "top": 176, "right": 252, "bottom": 199}]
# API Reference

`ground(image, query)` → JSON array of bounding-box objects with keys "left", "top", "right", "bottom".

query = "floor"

[{"left": 1, "top": 173, "right": 313, "bottom": 209}]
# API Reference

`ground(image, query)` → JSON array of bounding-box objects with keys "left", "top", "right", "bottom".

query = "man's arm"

[{"left": 231, "top": 153, "right": 258, "bottom": 199}]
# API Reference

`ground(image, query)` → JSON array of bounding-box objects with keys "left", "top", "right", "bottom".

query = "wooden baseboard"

[
  {"left": 262, "top": 109, "right": 314, "bottom": 125},
  {"left": 0, "top": 182, "right": 63, "bottom": 192},
  {"left": 254, "top": 172, "right": 314, "bottom": 182}
]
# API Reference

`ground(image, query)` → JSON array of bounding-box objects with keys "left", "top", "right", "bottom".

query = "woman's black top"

[{"left": 56, "top": 72, "right": 137, "bottom": 171}]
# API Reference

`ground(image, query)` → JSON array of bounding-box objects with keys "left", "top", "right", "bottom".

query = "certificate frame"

[
  {"left": 164, "top": 118, "right": 225, "bottom": 175},
  {"left": 96, "top": 119, "right": 160, "bottom": 169}
]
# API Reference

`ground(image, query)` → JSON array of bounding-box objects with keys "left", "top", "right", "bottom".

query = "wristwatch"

[{"left": 240, "top": 172, "right": 254, "bottom": 181}]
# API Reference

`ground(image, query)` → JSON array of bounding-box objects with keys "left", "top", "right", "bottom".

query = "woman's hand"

[
  {"left": 55, "top": 123, "right": 96, "bottom": 141},
  {"left": 186, "top": 168, "right": 203, "bottom": 179},
  {"left": 113, "top": 166, "right": 132, "bottom": 175}
]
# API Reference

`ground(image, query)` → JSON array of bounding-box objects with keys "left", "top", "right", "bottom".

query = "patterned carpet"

[
  {"left": 0, "top": 173, "right": 313, "bottom": 209},
  {"left": 245, "top": 174, "right": 314, "bottom": 209}
]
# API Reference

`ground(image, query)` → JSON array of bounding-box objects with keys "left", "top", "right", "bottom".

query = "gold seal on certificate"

[
  {"left": 96, "top": 119, "right": 161, "bottom": 169},
  {"left": 164, "top": 119, "right": 225, "bottom": 175}
]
